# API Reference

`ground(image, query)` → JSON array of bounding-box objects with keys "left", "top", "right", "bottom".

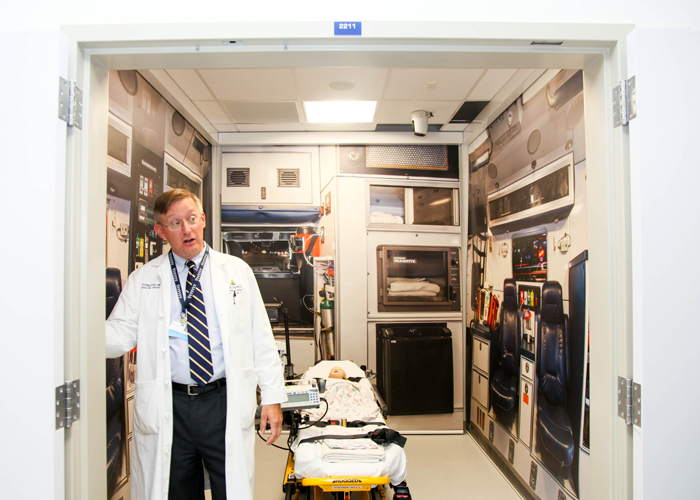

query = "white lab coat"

[{"left": 106, "top": 249, "right": 287, "bottom": 500}]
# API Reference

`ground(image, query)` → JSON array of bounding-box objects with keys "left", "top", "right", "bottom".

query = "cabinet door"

[
  {"left": 472, "top": 368, "right": 489, "bottom": 409},
  {"left": 519, "top": 379, "right": 533, "bottom": 448},
  {"left": 473, "top": 337, "right": 490, "bottom": 374}
]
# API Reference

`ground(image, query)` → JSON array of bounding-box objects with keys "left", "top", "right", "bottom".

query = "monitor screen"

[{"left": 512, "top": 231, "right": 547, "bottom": 282}]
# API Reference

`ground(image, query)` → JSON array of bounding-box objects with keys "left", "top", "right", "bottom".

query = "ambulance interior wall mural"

[
  {"left": 105, "top": 70, "right": 212, "bottom": 500},
  {"left": 468, "top": 70, "right": 590, "bottom": 498}
]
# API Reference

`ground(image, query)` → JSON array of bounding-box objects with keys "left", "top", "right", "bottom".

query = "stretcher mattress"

[{"left": 290, "top": 361, "right": 408, "bottom": 486}]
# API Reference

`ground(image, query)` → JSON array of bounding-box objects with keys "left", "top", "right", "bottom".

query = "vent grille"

[
  {"left": 366, "top": 145, "right": 449, "bottom": 171},
  {"left": 277, "top": 168, "right": 300, "bottom": 187},
  {"left": 227, "top": 168, "right": 250, "bottom": 187}
]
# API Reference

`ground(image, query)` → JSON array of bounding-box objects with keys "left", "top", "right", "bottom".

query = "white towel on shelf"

[
  {"left": 370, "top": 212, "right": 404, "bottom": 224},
  {"left": 388, "top": 281, "right": 440, "bottom": 294}
]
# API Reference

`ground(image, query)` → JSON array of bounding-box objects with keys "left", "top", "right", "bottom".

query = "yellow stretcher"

[{"left": 283, "top": 452, "right": 390, "bottom": 500}]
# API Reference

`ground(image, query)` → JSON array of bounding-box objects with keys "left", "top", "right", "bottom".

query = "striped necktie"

[{"left": 185, "top": 259, "right": 213, "bottom": 386}]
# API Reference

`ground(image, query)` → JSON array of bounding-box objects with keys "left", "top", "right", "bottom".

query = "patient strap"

[
  {"left": 316, "top": 420, "right": 386, "bottom": 428},
  {"left": 298, "top": 427, "right": 407, "bottom": 448}
]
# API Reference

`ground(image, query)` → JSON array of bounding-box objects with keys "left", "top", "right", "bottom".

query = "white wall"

[{"left": 1, "top": 1, "right": 699, "bottom": 30}]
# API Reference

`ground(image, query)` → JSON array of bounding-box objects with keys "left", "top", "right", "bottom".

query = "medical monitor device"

[
  {"left": 512, "top": 230, "right": 548, "bottom": 282},
  {"left": 281, "top": 379, "right": 320, "bottom": 412}
]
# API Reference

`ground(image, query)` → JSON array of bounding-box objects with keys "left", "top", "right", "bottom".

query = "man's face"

[{"left": 154, "top": 197, "right": 206, "bottom": 260}]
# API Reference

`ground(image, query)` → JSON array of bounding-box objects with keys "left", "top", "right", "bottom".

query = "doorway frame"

[{"left": 62, "top": 21, "right": 635, "bottom": 500}]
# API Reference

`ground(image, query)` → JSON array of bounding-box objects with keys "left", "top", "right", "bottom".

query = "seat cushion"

[
  {"left": 491, "top": 369, "right": 518, "bottom": 413},
  {"left": 536, "top": 395, "right": 575, "bottom": 478}
]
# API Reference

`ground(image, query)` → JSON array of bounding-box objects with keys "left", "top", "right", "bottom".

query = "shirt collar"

[{"left": 171, "top": 243, "right": 207, "bottom": 271}]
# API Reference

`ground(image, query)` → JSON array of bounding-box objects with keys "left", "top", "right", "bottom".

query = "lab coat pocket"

[
  {"left": 133, "top": 379, "right": 161, "bottom": 435},
  {"left": 237, "top": 371, "right": 258, "bottom": 428}
]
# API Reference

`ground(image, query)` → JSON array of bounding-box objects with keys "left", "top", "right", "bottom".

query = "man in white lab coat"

[{"left": 106, "top": 189, "right": 287, "bottom": 500}]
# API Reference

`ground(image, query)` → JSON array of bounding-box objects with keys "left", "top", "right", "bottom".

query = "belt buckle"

[{"left": 187, "top": 385, "right": 200, "bottom": 396}]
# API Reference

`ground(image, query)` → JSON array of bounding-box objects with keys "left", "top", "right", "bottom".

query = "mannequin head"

[{"left": 328, "top": 366, "right": 347, "bottom": 379}]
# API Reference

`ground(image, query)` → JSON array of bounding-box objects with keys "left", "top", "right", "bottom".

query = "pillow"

[{"left": 301, "top": 360, "right": 366, "bottom": 380}]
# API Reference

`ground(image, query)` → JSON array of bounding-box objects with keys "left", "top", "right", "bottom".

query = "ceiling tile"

[
  {"left": 384, "top": 68, "right": 484, "bottom": 101},
  {"left": 198, "top": 69, "right": 297, "bottom": 101},
  {"left": 294, "top": 67, "right": 389, "bottom": 101},
  {"left": 374, "top": 100, "right": 462, "bottom": 125},
  {"left": 223, "top": 101, "right": 300, "bottom": 124},
  {"left": 193, "top": 101, "right": 231, "bottom": 125},
  {"left": 466, "top": 69, "right": 518, "bottom": 101},
  {"left": 165, "top": 69, "right": 214, "bottom": 101}
]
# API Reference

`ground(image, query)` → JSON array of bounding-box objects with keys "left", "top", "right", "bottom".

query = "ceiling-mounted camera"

[{"left": 411, "top": 110, "right": 433, "bottom": 136}]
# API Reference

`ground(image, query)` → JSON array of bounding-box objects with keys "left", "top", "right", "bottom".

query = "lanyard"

[{"left": 168, "top": 245, "right": 209, "bottom": 323}]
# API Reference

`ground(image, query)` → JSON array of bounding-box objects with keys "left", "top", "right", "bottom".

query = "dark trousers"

[{"left": 169, "top": 386, "right": 227, "bottom": 500}]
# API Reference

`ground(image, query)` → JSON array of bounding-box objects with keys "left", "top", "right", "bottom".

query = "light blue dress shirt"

[{"left": 168, "top": 245, "right": 226, "bottom": 385}]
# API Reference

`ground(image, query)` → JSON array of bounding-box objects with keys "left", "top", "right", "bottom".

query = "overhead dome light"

[
  {"left": 304, "top": 101, "right": 376, "bottom": 123},
  {"left": 328, "top": 81, "right": 355, "bottom": 91}
]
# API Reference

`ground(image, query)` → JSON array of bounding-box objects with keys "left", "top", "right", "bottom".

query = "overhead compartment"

[
  {"left": 487, "top": 152, "right": 574, "bottom": 235},
  {"left": 221, "top": 147, "right": 320, "bottom": 207}
]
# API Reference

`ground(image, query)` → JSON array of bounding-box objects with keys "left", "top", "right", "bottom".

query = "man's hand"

[{"left": 258, "top": 403, "right": 283, "bottom": 445}]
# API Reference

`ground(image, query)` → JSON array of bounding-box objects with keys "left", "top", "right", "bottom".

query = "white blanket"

[
  {"left": 291, "top": 369, "right": 407, "bottom": 486},
  {"left": 305, "top": 378, "right": 383, "bottom": 423}
]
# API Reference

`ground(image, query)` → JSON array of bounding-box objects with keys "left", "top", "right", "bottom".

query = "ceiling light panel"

[
  {"left": 384, "top": 68, "right": 484, "bottom": 101},
  {"left": 198, "top": 68, "right": 297, "bottom": 101},
  {"left": 193, "top": 101, "right": 231, "bottom": 125},
  {"left": 374, "top": 100, "right": 461, "bottom": 125},
  {"left": 294, "top": 67, "right": 388, "bottom": 101},
  {"left": 304, "top": 101, "right": 376, "bottom": 123},
  {"left": 165, "top": 69, "right": 215, "bottom": 101},
  {"left": 466, "top": 69, "right": 518, "bottom": 101}
]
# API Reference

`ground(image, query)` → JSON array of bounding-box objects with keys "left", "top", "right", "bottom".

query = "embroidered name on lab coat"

[{"left": 142, "top": 283, "right": 161, "bottom": 290}]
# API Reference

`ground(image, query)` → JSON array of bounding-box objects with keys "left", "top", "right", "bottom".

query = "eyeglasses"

[{"left": 159, "top": 214, "right": 202, "bottom": 231}]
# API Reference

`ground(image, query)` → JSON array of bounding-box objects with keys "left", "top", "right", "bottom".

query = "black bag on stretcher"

[{"left": 298, "top": 427, "right": 408, "bottom": 448}]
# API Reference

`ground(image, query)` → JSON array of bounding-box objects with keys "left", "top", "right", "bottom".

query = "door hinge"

[
  {"left": 55, "top": 379, "right": 81, "bottom": 430},
  {"left": 617, "top": 376, "right": 641, "bottom": 428},
  {"left": 613, "top": 76, "right": 637, "bottom": 128},
  {"left": 58, "top": 77, "right": 83, "bottom": 130},
  {"left": 378, "top": 250, "right": 383, "bottom": 259}
]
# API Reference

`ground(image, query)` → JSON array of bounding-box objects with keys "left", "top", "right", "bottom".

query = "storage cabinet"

[
  {"left": 472, "top": 368, "right": 489, "bottom": 409},
  {"left": 471, "top": 332, "right": 490, "bottom": 412},
  {"left": 368, "top": 183, "right": 459, "bottom": 227},
  {"left": 221, "top": 148, "right": 319, "bottom": 206}
]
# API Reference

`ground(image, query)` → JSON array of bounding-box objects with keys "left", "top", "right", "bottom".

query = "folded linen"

[
  {"left": 388, "top": 290, "right": 438, "bottom": 297},
  {"left": 370, "top": 212, "right": 404, "bottom": 224},
  {"left": 321, "top": 440, "right": 386, "bottom": 463},
  {"left": 388, "top": 281, "right": 440, "bottom": 293}
]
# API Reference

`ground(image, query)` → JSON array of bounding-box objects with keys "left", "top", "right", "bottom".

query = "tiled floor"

[{"left": 249, "top": 432, "right": 524, "bottom": 499}]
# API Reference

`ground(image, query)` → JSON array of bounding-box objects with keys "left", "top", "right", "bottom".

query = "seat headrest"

[
  {"left": 503, "top": 278, "right": 518, "bottom": 310},
  {"left": 541, "top": 281, "right": 563, "bottom": 323}
]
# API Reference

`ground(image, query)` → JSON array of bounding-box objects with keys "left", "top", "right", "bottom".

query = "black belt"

[{"left": 172, "top": 378, "right": 226, "bottom": 396}]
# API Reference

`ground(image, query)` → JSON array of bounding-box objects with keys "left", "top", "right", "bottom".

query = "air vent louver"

[
  {"left": 227, "top": 168, "right": 250, "bottom": 187},
  {"left": 277, "top": 168, "right": 300, "bottom": 187}
]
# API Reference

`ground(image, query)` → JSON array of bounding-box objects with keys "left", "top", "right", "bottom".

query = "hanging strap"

[{"left": 298, "top": 427, "right": 407, "bottom": 448}]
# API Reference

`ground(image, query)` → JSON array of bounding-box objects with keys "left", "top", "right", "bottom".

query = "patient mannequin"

[{"left": 328, "top": 366, "right": 347, "bottom": 379}]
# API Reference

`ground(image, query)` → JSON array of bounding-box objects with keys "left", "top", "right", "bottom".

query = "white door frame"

[{"left": 63, "top": 21, "right": 635, "bottom": 500}]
